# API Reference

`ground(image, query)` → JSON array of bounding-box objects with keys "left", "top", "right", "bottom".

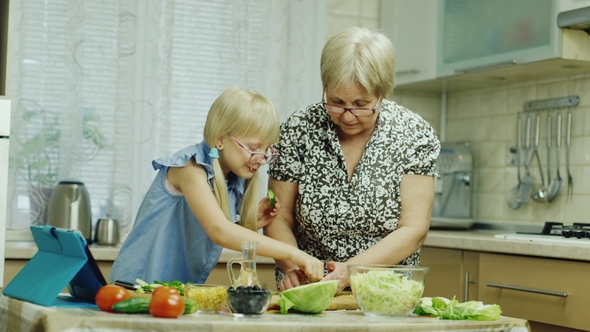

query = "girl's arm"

[
  {"left": 167, "top": 159, "right": 323, "bottom": 281},
  {"left": 263, "top": 178, "right": 306, "bottom": 289}
]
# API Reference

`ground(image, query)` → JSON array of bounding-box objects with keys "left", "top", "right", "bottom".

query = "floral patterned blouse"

[{"left": 268, "top": 99, "right": 440, "bottom": 278}]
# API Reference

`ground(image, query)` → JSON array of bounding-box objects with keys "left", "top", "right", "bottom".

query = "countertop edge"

[
  {"left": 424, "top": 230, "right": 590, "bottom": 262},
  {"left": 5, "top": 230, "right": 590, "bottom": 263}
]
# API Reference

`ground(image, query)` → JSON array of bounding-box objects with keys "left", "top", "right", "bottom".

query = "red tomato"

[
  {"left": 95, "top": 284, "right": 131, "bottom": 312},
  {"left": 151, "top": 286, "right": 180, "bottom": 297},
  {"left": 149, "top": 292, "right": 185, "bottom": 318}
]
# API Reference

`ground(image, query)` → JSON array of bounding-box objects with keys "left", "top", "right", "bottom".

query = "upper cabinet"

[
  {"left": 380, "top": 0, "right": 439, "bottom": 86},
  {"left": 381, "top": 0, "right": 590, "bottom": 92},
  {"left": 438, "top": 0, "right": 557, "bottom": 77}
]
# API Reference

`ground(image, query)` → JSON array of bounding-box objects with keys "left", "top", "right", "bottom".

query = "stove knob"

[
  {"left": 563, "top": 229, "right": 572, "bottom": 238},
  {"left": 573, "top": 229, "right": 584, "bottom": 239}
]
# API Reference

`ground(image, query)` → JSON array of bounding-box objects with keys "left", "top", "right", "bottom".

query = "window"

[{"left": 6, "top": 0, "right": 324, "bottom": 234}]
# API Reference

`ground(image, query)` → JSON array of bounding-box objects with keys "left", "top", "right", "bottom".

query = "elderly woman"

[{"left": 264, "top": 26, "right": 441, "bottom": 292}]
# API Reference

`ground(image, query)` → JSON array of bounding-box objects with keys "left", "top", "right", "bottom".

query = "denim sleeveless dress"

[{"left": 109, "top": 140, "right": 244, "bottom": 284}]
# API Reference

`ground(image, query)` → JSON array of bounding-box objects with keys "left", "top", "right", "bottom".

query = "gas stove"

[{"left": 494, "top": 222, "right": 590, "bottom": 245}]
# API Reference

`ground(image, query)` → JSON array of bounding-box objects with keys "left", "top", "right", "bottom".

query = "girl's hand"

[
  {"left": 278, "top": 268, "right": 308, "bottom": 291},
  {"left": 320, "top": 261, "right": 349, "bottom": 294},
  {"left": 257, "top": 196, "right": 281, "bottom": 229}
]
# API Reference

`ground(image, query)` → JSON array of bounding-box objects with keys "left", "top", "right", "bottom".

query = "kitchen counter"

[
  {"left": 0, "top": 294, "right": 530, "bottom": 332},
  {"left": 424, "top": 229, "right": 590, "bottom": 262},
  {"left": 4, "top": 241, "right": 275, "bottom": 264},
  {"left": 6, "top": 228, "right": 590, "bottom": 262}
]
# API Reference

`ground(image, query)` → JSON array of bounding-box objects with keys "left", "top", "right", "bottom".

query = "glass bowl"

[
  {"left": 347, "top": 265, "right": 429, "bottom": 316},
  {"left": 226, "top": 286, "right": 272, "bottom": 317},
  {"left": 184, "top": 284, "right": 228, "bottom": 313}
]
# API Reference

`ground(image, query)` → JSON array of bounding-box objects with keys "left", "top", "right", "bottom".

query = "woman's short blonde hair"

[
  {"left": 203, "top": 87, "right": 279, "bottom": 231},
  {"left": 321, "top": 26, "right": 395, "bottom": 98}
]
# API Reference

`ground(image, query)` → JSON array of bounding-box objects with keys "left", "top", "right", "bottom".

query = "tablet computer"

[{"left": 2, "top": 226, "right": 107, "bottom": 306}]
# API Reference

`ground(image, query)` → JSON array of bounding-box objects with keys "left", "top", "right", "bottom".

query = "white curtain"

[{"left": 6, "top": 0, "right": 325, "bottom": 234}]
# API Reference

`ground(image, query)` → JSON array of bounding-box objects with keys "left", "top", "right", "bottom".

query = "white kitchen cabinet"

[
  {"left": 380, "top": 0, "right": 590, "bottom": 92},
  {"left": 0, "top": 98, "right": 10, "bottom": 288},
  {"left": 559, "top": 0, "right": 590, "bottom": 11},
  {"left": 437, "top": 0, "right": 590, "bottom": 77},
  {"left": 379, "top": 0, "right": 439, "bottom": 86}
]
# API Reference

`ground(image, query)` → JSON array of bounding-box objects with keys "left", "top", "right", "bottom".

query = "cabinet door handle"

[
  {"left": 395, "top": 69, "right": 420, "bottom": 75},
  {"left": 454, "top": 60, "right": 517, "bottom": 74},
  {"left": 486, "top": 282, "right": 568, "bottom": 298},
  {"left": 464, "top": 272, "right": 476, "bottom": 302}
]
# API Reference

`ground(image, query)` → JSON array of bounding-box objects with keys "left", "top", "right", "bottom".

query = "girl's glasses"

[{"left": 231, "top": 137, "right": 279, "bottom": 164}]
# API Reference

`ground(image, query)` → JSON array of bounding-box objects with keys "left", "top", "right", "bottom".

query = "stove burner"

[{"left": 538, "top": 222, "right": 590, "bottom": 239}]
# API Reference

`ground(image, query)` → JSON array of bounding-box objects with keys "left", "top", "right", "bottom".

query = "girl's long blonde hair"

[{"left": 203, "top": 87, "right": 279, "bottom": 231}]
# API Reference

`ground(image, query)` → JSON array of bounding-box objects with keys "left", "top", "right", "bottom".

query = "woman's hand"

[
  {"left": 257, "top": 196, "right": 281, "bottom": 229},
  {"left": 320, "top": 261, "right": 349, "bottom": 294}
]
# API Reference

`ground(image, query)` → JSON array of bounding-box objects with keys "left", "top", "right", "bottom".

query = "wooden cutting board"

[{"left": 267, "top": 292, "right": 359, "bottom": 311}]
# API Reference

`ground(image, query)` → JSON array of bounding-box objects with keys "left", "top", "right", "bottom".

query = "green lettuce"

[
  {"left": 413, "top": 296, "right": 502, "bottom": 321},
  {"left": 278, "top": 280, "right": 338, "bottom": 314},
  {"left": 412, "top": 297, "right": 450, "bottom": 316}
]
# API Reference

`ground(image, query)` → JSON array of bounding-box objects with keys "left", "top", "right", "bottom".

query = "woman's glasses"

[
  {"left": 322, "top": 92, "right": 381, "bottom": 117},
  {"left": 231, "top": 137, "right": 279, "bottom": 164},
  {"left": 322, "top": 100, "right": 381, "bottom": 117}
]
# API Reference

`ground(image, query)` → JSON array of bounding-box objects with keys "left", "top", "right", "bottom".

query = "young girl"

[{"left": 109, "top": 87, "right": 324, "bottom": 285}]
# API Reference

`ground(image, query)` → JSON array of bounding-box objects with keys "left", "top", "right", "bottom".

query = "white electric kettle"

[{"left": 46, "top": 180, "right": 93, "bottom": 243}]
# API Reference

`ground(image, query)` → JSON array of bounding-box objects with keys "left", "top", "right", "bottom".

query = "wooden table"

[{"left": 0, "top": 294, "right": 531, "bottom": 332}]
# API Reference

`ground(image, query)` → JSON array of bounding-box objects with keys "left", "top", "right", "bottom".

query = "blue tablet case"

[{"left": 2, "top": 225, "right": 107, "bottom": 307}]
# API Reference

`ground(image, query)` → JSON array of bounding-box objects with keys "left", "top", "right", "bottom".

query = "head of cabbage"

[{"left": 278, "top": 280, "right": 338, "bottom": 314}]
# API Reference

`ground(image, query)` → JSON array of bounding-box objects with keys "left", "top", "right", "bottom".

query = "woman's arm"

[
  {"left": 168, "top": 159, "right": 323, "bottom": 281},
  {"left": 322, "top": 174, "right": 434, "bottom": 290}
]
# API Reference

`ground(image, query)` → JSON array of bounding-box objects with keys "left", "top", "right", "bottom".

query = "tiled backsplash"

[
  {"left": 327, "top": 1, "right": 590, "bottom": 226},
  {"left": 447, "top": 76, "right": 590, "bottom": 225}
]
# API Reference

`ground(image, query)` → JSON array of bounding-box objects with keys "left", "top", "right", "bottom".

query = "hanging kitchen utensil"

[
  {"left": 547, "top": 109, "right": 563, "bottom": 203},
  {"left": 531, "top": 112, "right": 548, "bottom": 203},
  {"left": 517, "top": 112, "right": 534, "bottom": 204},
  {"left": 533, "top": 110, "right": 552, "bottom": 203},
  {"left": 507, "top": 113, "right": 523, "bottom": 210},
  {"left": 566, "top": 107, "right": 573, "bottom": 199}
]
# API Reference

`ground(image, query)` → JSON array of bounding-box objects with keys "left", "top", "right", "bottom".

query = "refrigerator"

[{"left": 0, "top": 98, "right": 11, "bottom": 287}]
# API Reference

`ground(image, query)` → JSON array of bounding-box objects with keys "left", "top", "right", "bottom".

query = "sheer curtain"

[{"left": 6, "top": 0, "right": 325, "bottom": 234}]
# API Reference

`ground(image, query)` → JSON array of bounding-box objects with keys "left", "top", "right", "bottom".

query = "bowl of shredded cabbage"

[{"left": 347, "top": 265, "right": 429, "bottom": 316}]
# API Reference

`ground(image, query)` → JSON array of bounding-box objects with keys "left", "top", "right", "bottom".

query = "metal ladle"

[
  {"left": 547, "top": 110, "right": 563, "bottom": 203},
  {"left": 532, "top": 111, "right": 551, "bottom": 203}
]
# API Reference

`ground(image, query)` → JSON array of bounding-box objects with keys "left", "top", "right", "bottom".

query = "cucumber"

[
  {"left": 268, "top": 189, "right": 275, "bottom": 209},
  {"left": 183, "top": 297, "right": 198, "bottom": 314},
  {"left": 111, "top": 298, "right": 150, "bottom": 314},
  {"left": 111, "top": 297, "right": 197, "bottom": 315}
]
